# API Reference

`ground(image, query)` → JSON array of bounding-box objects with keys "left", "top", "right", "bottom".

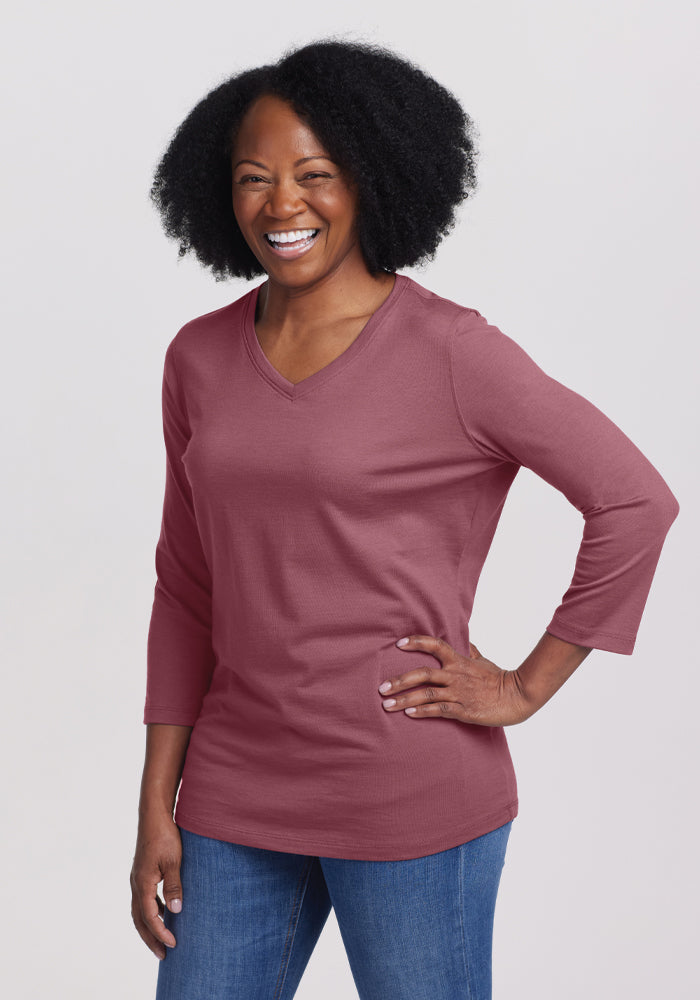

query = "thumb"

[{"left": 161, "top": 855, "right": 183, "bottom": 914}]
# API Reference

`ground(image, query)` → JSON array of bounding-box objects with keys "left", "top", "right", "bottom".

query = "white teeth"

[{"left": 266, "top": 229, "right": 317, "bottom": 244}]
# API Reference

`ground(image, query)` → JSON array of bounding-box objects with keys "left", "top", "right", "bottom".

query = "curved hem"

[{"left": 173, "top": 799, "right": 519, "bottom": 861}]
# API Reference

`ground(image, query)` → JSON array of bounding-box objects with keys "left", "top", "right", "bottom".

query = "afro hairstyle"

[{"left": 149, "top": 38, "right": 480, "bottom": 280}]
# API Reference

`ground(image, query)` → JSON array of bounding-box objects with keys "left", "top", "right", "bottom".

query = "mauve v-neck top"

[{"left": 143, "top": 273, "right": 678, "bottom": 860}]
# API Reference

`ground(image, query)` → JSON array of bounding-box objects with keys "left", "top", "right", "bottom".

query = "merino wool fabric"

[{"left": 143, "top": 273, "right": 679, "bottom": 861}]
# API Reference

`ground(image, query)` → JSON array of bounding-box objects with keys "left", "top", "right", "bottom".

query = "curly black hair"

[{"left": 149, "top": 39, "right": 479, "bottom": 280}]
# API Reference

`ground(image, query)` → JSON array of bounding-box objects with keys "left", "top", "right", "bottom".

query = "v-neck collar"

[{"left": 241, "top": 274, "right": 408, "bottom": 401}]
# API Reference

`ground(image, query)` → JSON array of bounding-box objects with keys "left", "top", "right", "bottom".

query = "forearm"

[
  {"left": 138, "top": 723, "right": 193, "bottom": 822},
  {"left": 512, "top": 631, "right": 593, "bottom": 719}
]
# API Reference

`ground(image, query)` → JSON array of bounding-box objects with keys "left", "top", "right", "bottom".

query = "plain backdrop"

[{"left": 2, "top": 1, "right": 697, "bottom": 997}]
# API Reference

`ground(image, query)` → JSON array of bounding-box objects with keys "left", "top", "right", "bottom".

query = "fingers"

[
  {"left": 400, "top": 699, "right": 461, "bottom": 718},
  {"left": 379, "top": 672, "right": 460, "bottom": 717},
  {"left": 130, "top": 842, "right": 183, "bottom": 960},
  {"left": 392, "top": 633, "right": 482, "bottom": 664},
  {"left": 378, "top": 663, "right": 448, "bottom": 697},
  {"left": 380, "top": 634, "right": 485, "bottom": 719},
  {"left": 395, "top": 634, "right": 455, "bottom": 662},
  {"left": 131, "top": 888, "right": 173, "bottom": 960},
  {"left": 162, "top": 867, "right": 183, "bottom": 916},
  {"left": 379, "top": 633, "right": 458, "bottom": 700},
  {"left": 380, "top": 632, "right": 465, "bottom": 694}
]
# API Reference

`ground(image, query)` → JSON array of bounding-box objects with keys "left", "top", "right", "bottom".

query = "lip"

[{"left": 261, "top": 229, "right": 321, "bottom": 260}]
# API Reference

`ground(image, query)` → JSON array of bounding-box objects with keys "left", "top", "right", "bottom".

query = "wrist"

[
  {"left": 138, "top": 782, "right": 177, "bottom": 821},
  {"left": 138, "top": 723, "right": 192, "bottom": 823},
  {"left": 513, "top": 631, "right": 593, "bottom": 717},
  {"left": 506, "top": 667, "right": 542, "bottom": 722},
  {"left": 137, "top": 798, "right": 177, "bottom": 834}
]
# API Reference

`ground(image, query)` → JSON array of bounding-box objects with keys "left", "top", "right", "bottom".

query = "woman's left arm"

[
  {"left": 378, "top": 310, "right": 679, "bottom": 725},
  {"left": 449, "top": 309, "right": 680, "bottom": 656}
]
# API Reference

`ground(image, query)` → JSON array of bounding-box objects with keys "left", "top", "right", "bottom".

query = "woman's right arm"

[
  {"left": 130, "top": 723, "right": 193, "bottom": 960},
  {"left": 133, "top": 337, "right": 215, "bottom": 956}
]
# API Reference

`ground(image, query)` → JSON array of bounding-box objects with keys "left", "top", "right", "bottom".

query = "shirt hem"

[{"left": 173, "top": 799, "right": 519, "bottom": 861}]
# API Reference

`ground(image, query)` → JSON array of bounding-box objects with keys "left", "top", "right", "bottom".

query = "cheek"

[
  {"left": 231, "top": 206, "right": 261, "bottom": 258},
  {"left": 231, "top": 194, "right": 247, "bottom": 225},
  {"left": 231, "top": 200, "right": 257, "bottom": 243},
  {"left": 319, "top": 195, "right": 358, "bottom": 236},
  {"left": 231, "top": 183, "right": 258, "bottom": 219}
]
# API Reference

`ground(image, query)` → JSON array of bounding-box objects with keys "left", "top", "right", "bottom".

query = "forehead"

[{"left": 232, "top": 94, "right": 328, "bottom": 160}]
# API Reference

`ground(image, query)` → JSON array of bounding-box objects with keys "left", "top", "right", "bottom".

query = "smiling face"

[{"left": 231, "top": 94, "right": 366, "bottom": 291}]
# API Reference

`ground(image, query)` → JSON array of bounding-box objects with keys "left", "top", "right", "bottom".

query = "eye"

[
  {"left": 300, "top": 172, "right": 331, "bottom": 183},
  {"left": 236, "top": 174, "right": 268, "bottom": 186}
]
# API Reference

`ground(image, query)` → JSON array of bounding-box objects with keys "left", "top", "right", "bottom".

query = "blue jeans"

[{"left": 155, "top": 820, "right": 513, "bottom": 1000}]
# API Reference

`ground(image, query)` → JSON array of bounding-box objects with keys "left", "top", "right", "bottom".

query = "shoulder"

[
  {"left": 166, "top": 283, "right": 259, "bottom": 363},
  {"left": 396, "top": 274, "right": 524, "bottom": 362},
  {"left": 396, "top": 273, "right": 480, "bottom": 335}
]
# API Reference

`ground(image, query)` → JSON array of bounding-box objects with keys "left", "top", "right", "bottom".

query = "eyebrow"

[{"left": 233, "top": 155, "right": 334, "bottom": 170}]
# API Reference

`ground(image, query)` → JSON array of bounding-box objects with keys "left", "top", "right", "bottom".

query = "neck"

[{"left": 256, "top": 257, "right": 396, "bottom": 334}]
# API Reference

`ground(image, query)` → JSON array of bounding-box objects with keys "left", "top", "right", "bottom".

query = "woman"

[{"left": 130, "top": 39, "right": 679, "bottom": 1000}]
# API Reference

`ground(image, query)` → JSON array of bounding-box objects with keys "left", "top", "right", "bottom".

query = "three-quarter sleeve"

[
  {"left": 450, "top": 310, "right": 679, "bottom": 654},
  {"left": 143, "top": 340, "right": 216, "bottom": 725}
]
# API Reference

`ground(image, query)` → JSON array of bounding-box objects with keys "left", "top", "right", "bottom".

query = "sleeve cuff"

[
  {"left": 143, "top": 704, "right": 200, "bottom": 726},
  {"left": 545, "top": 616, "right": 637, "bottom": 655}
]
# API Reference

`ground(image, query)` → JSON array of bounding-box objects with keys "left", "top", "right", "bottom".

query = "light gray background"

[{"left": 2, "top": 1, "right": 697, "bottom": 997}]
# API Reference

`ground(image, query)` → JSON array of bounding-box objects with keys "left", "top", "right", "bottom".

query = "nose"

[{"left": 266, "top": 177, "right": 305, "bottom": 220}]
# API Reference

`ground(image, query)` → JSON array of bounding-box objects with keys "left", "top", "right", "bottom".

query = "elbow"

[
  {"left": 654, "top": 483, "right": 680, "bottom": 529},
  {"left": 583, "top": 482, "right": 680, "bottom": 550},
  {"left": 639, "top": 483, "right": 680, "bottom": 540},
  {"left": 667, "top": 491, "right": 680, "bottom": 527}
]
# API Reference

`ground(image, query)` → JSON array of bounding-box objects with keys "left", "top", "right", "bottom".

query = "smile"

[{"left": 263, "top": 228, "right": 320, "bottom": 259}]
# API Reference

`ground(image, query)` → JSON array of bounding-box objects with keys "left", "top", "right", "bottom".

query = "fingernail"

[
  {"left": 382, "top": 698, "right": 396, "bottom": 708},
  {"left": 378, "top": 681, "right": 391, "bottom": 693},
  {"left": 396, "top": 637, "right": 410, "bottom": 647},
  {"left": 169, "top": 899, "right": 182, "bottom": 913}
]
